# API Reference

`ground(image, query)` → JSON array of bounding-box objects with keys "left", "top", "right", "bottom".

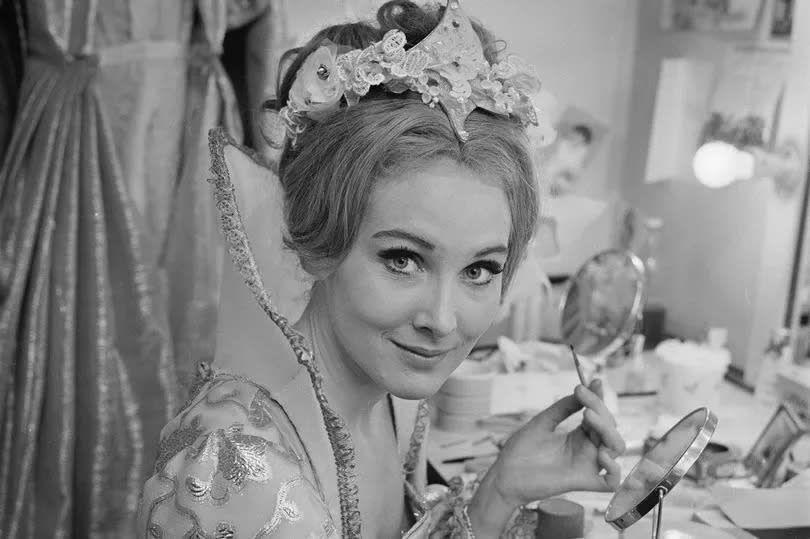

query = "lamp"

[{"left": 692, "top": 140, "right": 803, "bottom": 197}]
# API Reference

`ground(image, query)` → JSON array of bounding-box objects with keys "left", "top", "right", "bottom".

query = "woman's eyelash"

[
  {"left": 378, "top": 247, "right": 420, "bottom": 260},
  {"left": 377, "top": 248, "right": 504, "bottom": 281},
  {"left": 474, "top": 261, "right": 504, "bottom": 275}
]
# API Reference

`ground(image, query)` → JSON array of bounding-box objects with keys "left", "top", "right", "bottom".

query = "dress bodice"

[{"left": 139, "top": 366, "right": 436, "bottom": 538}]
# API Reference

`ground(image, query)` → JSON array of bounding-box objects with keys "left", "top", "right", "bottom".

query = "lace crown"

[{"left": 267, "top": 0, "right": 543, "bottom": 146}]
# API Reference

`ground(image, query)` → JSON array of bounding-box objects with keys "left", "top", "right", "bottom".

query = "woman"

[{"left": 138, "top": 1, "right": 625, "bottom": 537}]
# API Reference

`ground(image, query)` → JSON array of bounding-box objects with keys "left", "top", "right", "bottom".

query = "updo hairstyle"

[{"left": 272, "top": 0, "right": 539, "bottom": 293}]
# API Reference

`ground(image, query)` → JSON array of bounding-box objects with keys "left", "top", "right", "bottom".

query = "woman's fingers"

[
  {"left": 590, "top": 378, "right": 605, "bottom": 400},
  {"left": 575, "top": 383, "right": 615, "bottom": 427},
  {"left": 583, "top": 408, "right": 626, "bottom": 456},
  {"left": 598, "top": 446, "right": 622, "bottom": 491},
  {"left": 531, "top": 394, "right": 583, "bottom": 431}
]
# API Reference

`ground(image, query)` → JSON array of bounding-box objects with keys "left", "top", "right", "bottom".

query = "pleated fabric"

[
  {"left": 0, "top": 55, "right": 178, "bottom": 538},
  {"left": 0, "top": 0, "right": 278, "bottom": 535}
]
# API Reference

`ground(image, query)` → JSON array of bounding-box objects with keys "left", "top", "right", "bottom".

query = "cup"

[
  {"left": 434, "top": 360, "right": 495, "bottom": 432},
  {"left": 533, "top": 498, "right": 585, "bottom": 539},
  {"left": 657, "top": 351, "right": 727, "bottom": 416}
]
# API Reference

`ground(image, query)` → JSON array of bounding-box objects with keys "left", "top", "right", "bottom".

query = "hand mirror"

[
  {"left": 605, "top": 408, "right": 718, "bottom": 538},
  {"left": 560, "top": 249, "right": 646, "bottom": 357}
]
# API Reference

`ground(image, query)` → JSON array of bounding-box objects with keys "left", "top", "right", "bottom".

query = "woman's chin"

[{"left": 384, "top": 376, "right": 445, "bottom": 401}]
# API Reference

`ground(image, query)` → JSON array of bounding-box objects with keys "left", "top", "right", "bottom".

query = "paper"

[
  {"left": 489, "top": 371, "right": 580, "bottom": 415},
  {"left": 645, "top": 58, "right": 714, "bottom": 183},
  {"left": 541, "top": 194, "right": 609, "bottom": 253},
  {"left": 711, "top": 484, "right": 810, "bottom": 529}
]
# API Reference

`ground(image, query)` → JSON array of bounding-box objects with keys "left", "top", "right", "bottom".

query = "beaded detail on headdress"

[{"left": 267, "top": 0, "right": 542, "bottom": 147}]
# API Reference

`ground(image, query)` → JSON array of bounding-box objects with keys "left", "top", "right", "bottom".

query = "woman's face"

[{"left": 321, "top": 158, "right": 512, "bottom": 400}]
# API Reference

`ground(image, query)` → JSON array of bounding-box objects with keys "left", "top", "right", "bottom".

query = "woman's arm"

[{"left": 466, "top": 470, "right": 526, "bottom": 537}]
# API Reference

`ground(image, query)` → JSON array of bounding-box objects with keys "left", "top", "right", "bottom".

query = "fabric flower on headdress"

[
  {"left": 473, "top": 54, "right": 541, "bottom": 118},
  {"left": 288, "top": 44, "right": 344, "bottom": 120},
  {"left": 493, "top": 55, "right": 542, "bottom": 95}
]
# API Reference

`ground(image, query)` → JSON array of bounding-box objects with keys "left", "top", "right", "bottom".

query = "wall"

[
  {"left": 621, "top": 0, "right": 810, "bottom": 382},
  {"left": 279, "top": 0, "right": 639, "bottom": 276}
]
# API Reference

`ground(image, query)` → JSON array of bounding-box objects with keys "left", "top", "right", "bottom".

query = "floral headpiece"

[{"left": 265, "top": 0, "right": 543, "bottom": 147}]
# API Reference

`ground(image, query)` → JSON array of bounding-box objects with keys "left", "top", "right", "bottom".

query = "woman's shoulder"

[{"left": 138, "top": 369, "right": 338, "bottom": 538}]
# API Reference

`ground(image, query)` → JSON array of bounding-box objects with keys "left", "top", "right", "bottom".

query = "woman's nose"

[{"left": 412, "top": 279, "right": 458, "bottom": 338}]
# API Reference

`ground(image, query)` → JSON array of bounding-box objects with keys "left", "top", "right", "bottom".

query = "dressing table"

[
  {"left": 427, "top": 249, "right": 801, "bottom": 538},
  {"left": 427, "top": 364, "right": 774, "bottom": 538}
]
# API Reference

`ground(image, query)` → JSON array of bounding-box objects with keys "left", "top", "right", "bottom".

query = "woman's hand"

[
  {"left": 491, "top": 378, "right": 625, "bottom": 503},
  {"left": 468, "top": 379, "right": 625, "bottom": 536}
]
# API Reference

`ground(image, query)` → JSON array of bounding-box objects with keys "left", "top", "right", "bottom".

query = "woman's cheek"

[
  {"left": 459, "top": 289, "right": 502, "bottom": 338},
  {"left": 342, "top": 267, "right": 420, "bottom": 327}
]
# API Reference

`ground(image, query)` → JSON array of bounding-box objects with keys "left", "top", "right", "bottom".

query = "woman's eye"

[
  {"left": 466, "top": 267, "right": 484, "bottom": 281},
  {"left": 380, "top": 249, "right": 421, "bottom": 275},
  {"left": 464, "top": 263, "right": 503, "bottom": 285},
  {"left": 390, "top": 256, "right": 415, "bottom": 272}
]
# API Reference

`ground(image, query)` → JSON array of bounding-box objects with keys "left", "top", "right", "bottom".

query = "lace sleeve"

[{"left": 137, "top": 379, "right": 338, "bottom": 538}]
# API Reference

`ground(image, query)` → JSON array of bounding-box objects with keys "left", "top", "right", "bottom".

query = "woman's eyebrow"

[
  {"left": 372, "top": 229, "right": 434, "bottom": 250},
  {"left": 473, "top": 245, "right": 508, "bottom": 258},
  {"left": 372, "top": 229, "right": 507, "bottom": 258}
]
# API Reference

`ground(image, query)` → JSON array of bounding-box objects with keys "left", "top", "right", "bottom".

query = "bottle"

[
  {"left": 625, "top": 334, "right": 647, "bottom": 393},
  {"left": 704, "top": 328, "right": 731, "bottom": 407},
  {"left": 640, "top": 218, "right": 667, "bottom": 349},
  {"left": 754, "top": 328, "right": 792, "bottom": 408},
  {"left": 794, "top": 285, "right": 809, "bottom": 366},
  {"left": 706, "top": 327, "right": 732, "bottom": 366}
]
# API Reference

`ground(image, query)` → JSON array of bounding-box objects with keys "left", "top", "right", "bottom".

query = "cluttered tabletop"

[{"left": 426, "top": 340, "right": 810, "bottom": 539}]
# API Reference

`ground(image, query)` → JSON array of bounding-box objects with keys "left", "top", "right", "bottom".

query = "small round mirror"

[
  {"left": 605, "top": 408, "right": 718, "bottom": 534},
  {"left": 560, "top": 249, "right": 646, "bottom": 357}
]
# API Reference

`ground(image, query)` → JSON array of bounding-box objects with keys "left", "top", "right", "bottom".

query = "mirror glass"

[
  {"left": 560, "top": 249, "right": 646, "bottom": 357},
  {"left": 605, "top": 408, "right": 718, "bottom": 530}
]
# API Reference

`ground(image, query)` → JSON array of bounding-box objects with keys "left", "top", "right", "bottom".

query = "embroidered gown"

[{"left": 0, "top": 1, "right": 274, "bottom": 536}]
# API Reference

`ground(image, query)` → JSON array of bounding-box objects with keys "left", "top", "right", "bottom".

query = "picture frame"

[
  {"left": 767, "top": 0, "right": 793, "bottom": 40},
  {"left": 542, "top": 106, "right": 608, "bottom": 197},
  {"left": 660, "top": 0, "right": 764, "bottom": 35},
  {"left": 754, "top": 0, "right": 794, "bottom": 51},
  {"left": 743, "top": 403, "right": 806, "bottom": 487}
]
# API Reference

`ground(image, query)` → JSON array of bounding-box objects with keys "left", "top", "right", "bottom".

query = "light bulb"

[{"left": 692, "top": 141, "right": 754, "bottom": 188}]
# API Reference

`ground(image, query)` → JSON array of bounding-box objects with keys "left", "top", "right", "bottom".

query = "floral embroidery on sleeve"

[{"left": 138, "top": 377, "right": 338, "bottom": 538}]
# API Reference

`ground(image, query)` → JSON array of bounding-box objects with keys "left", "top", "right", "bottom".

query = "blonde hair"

[{"left": 274, "top": 2, "right": 538, "bottom": 292}]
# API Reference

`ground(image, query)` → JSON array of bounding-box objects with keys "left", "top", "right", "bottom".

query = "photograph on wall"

[
  {"left": 660, "top": 0, "right": 763, "bottom": 33},
  {"left": 699, "top": 46, "right": 787, "bottom": 149},
  {"left": 542, "top": 106, "right": 608, "bottom": 197},
  {"left": 769, "top": 0, "right": 793, "bottom": 39}
]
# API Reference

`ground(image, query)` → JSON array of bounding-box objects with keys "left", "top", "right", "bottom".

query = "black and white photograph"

[
  {"left": 2, "top": 1, "right": 810, "bottom": 538},
  {"left": 744, "top": 403, "right": 806, "bottom": 486}
]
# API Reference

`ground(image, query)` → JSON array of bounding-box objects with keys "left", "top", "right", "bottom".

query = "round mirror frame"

[
  {"left": 559, "top": 248, "right": 647, "bottom": 358},
  {"left": 605, "top": 407, "right": 718, "bottom": 531}
]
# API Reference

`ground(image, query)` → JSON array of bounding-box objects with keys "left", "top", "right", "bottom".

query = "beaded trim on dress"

[{"left": 207, "top": 127, "right": 362, "bottom": 537}]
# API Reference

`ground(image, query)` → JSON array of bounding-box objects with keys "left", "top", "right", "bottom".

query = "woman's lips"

[{"left": 390, "top": 340, "right": 453, "bottom": 358}]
